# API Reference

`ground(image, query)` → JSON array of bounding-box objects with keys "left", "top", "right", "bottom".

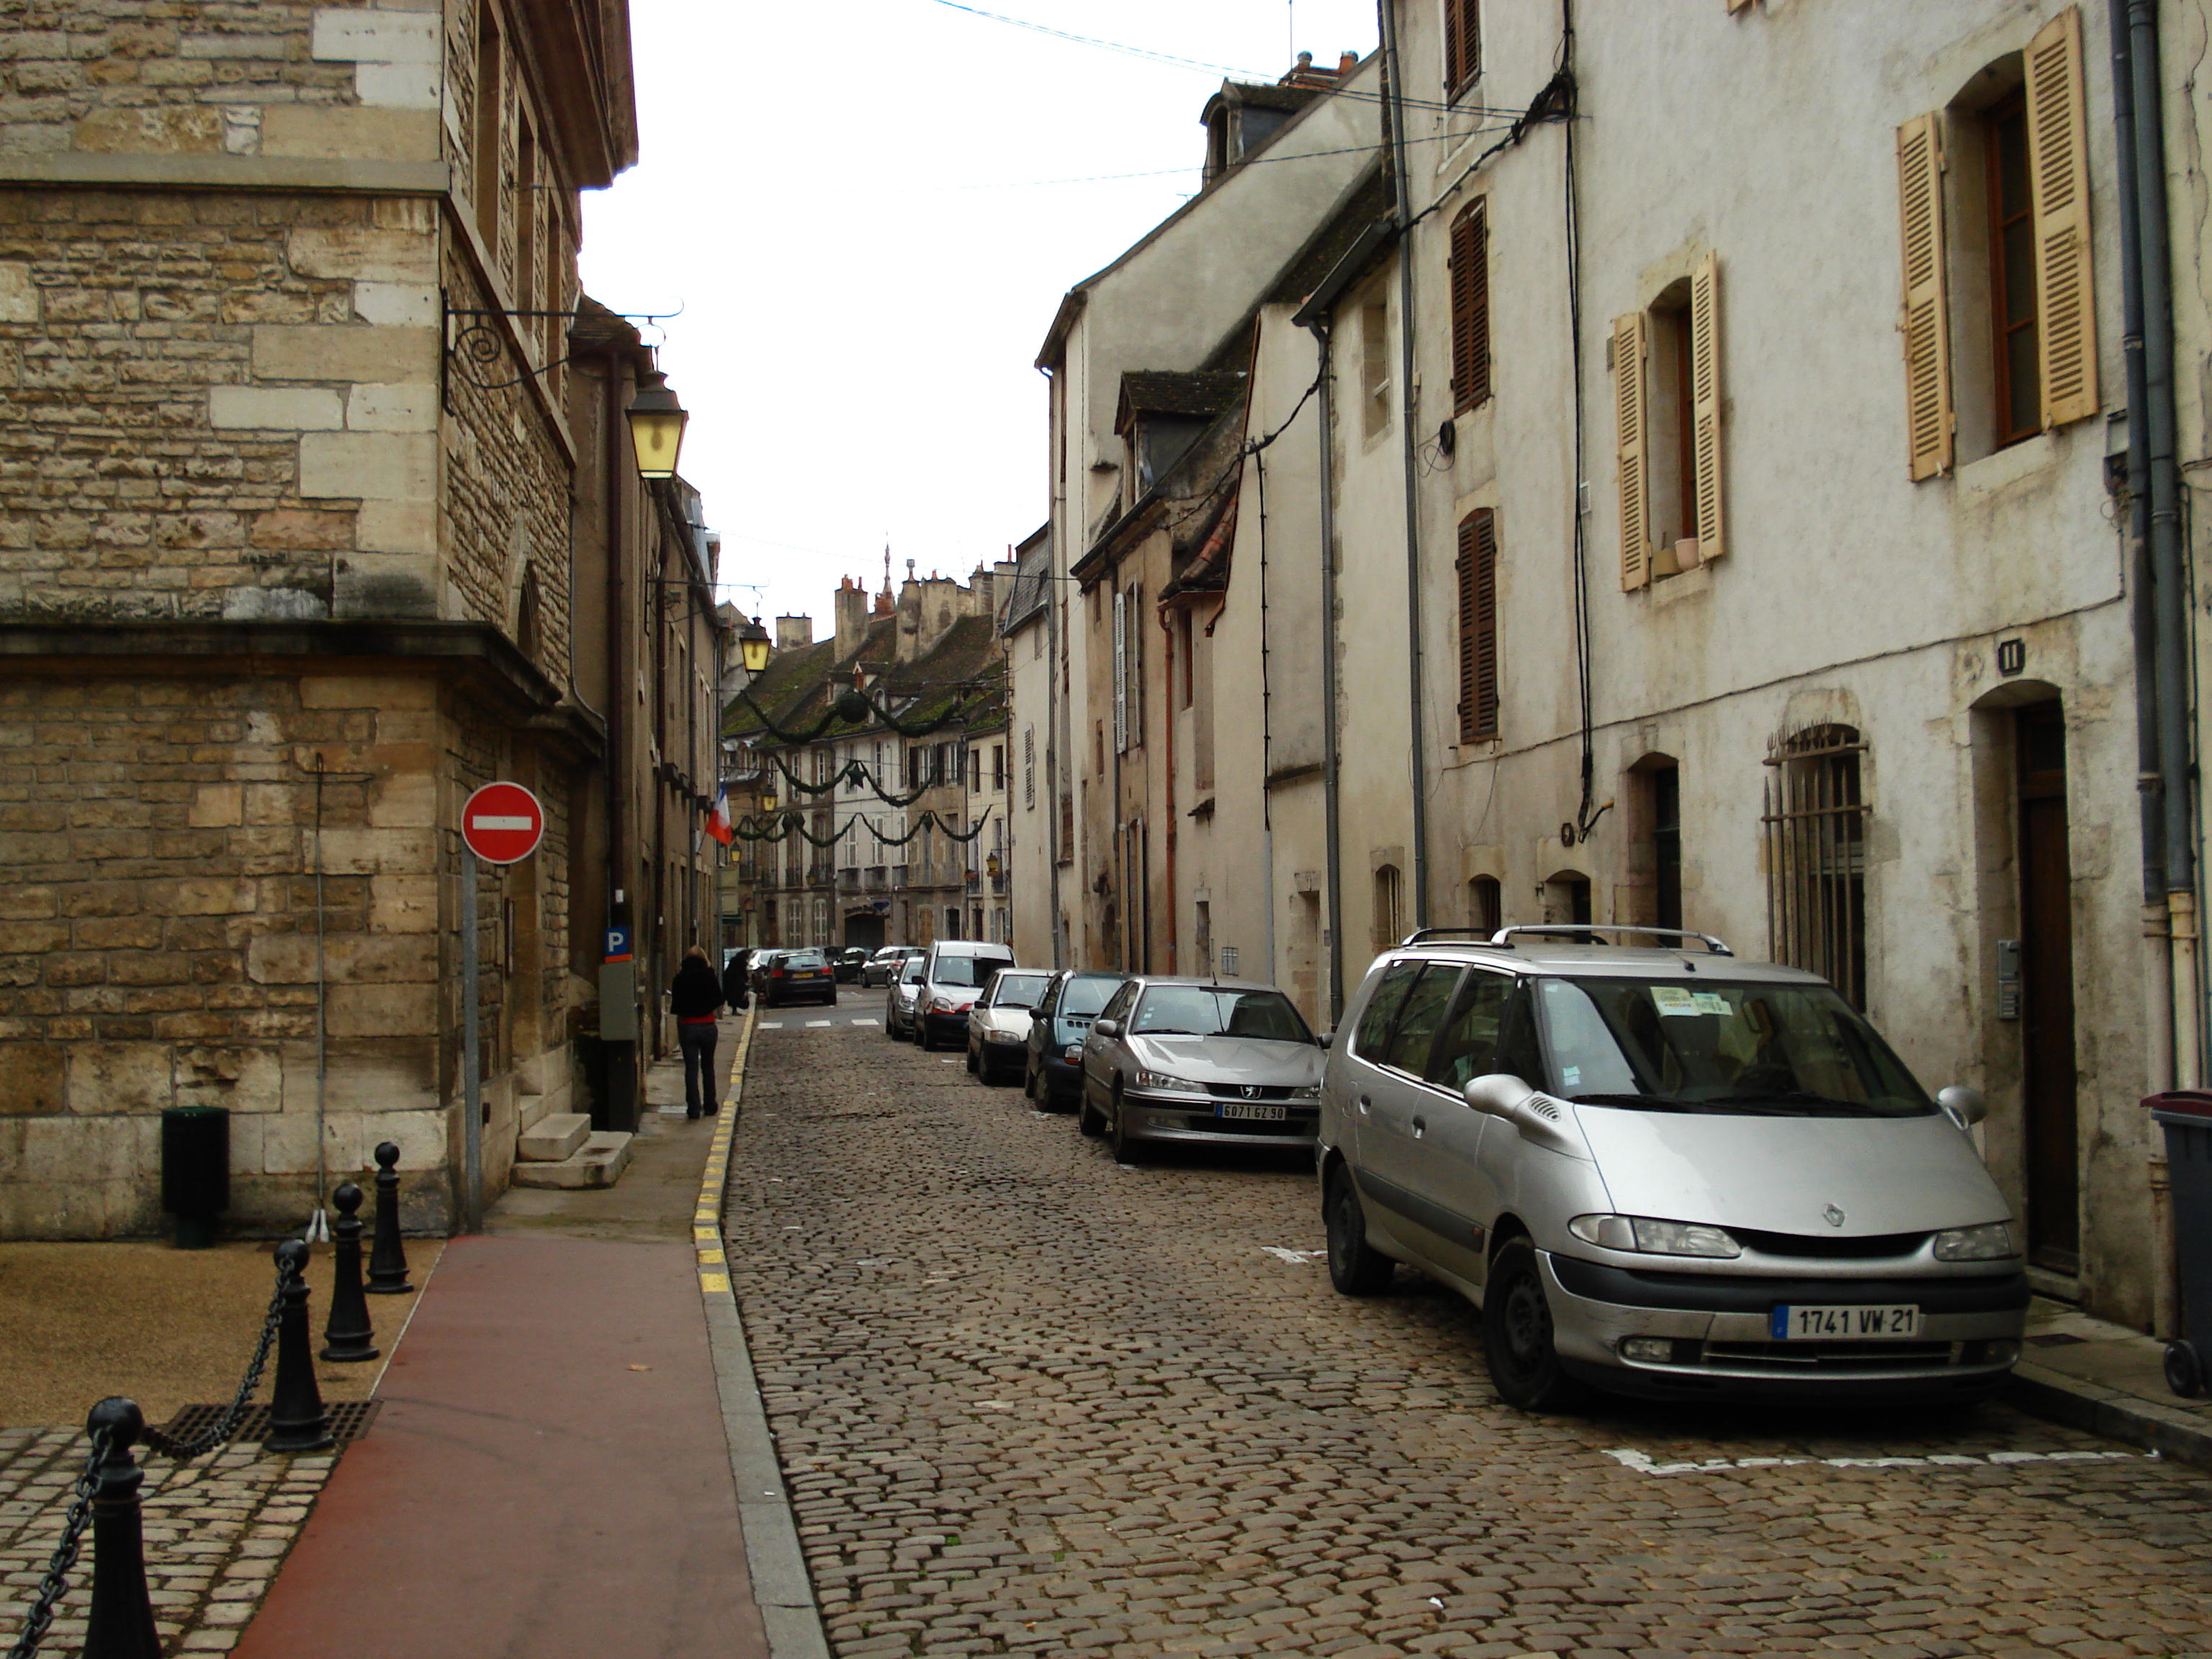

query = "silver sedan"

[{"left": 1074, "top": 976, "right": 1324, "bottom": 1162}]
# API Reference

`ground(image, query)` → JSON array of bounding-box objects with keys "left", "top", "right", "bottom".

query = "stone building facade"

[{"left": 0, "top": 1, "right": 695, "bottom": 1237}]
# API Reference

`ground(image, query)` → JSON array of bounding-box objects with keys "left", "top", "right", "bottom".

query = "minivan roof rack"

[{"left": 1482, "top": 924, "right": 1733, "bottom": 956}]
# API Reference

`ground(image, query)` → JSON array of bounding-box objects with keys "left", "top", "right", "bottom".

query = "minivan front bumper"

[{"left": 1541, "top": 1251, "right": 2028, "bottom": 1398}]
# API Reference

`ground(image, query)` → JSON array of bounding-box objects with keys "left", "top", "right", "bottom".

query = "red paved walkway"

[{"left": 235, "top": 1235, "right": 769, "bottom": 1659}]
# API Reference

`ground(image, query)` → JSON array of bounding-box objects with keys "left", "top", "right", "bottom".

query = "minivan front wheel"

[
  {"left": 1483, "top": 1238, "right": 1569, "bottom": 1411},
  {"left": 1323, "top": 1167, "right": 1393, "bottom": 1296}
]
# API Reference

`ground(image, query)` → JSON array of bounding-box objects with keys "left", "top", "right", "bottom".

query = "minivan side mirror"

[
  {"left": 1937, "top": 1085, "right": 1987, "bottom": 1130},
  {"left": 1463, "top": 1073, "right": 1535, "bottom": 1118}
]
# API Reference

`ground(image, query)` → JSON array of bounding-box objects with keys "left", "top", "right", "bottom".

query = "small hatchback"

[
  {"left": 1318, "top": 926, "right": 2026, "bottom": 1409},
  {"left": 757, "top": 947, "right": 837, "bottom": 1007},
  {"left": 1076, "top": 976, "right": 1325, "bottom": 1161},
  {"left": 885, "top": 955, "right": 926, "bottom": 1040},
  {"left": 966, "top": 967, "right": 1054, "bottom": 1084}
]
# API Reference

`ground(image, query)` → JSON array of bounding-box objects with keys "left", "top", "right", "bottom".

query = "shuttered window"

[
  {"left": 2025, "top": 6, "right": 2097, "bottom": 429},
  {"left": 1450, "top": 200, "right": 1491, "bottom": 414},
  {"left": 1895, "top": 112, "right": 1954, "bottom": 480},
  {"left": 1444, "top": 0, "right": 1480, "bottom": 99},
  {"left": 1456, "top": 509, "right": 1499, "bottom": 743},
  {"left": 1613, "top": 311, "right": 1650, "bottom": 590},
  {"left": 1689, "top": 252, "right": 1724, "bottom": 563}
]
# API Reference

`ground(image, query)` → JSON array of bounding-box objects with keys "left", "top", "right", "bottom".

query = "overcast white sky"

[{"left": 580, "top": 0, "right": 1380, "bottom": 637}]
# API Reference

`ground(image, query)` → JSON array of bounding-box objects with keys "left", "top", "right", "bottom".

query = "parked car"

[
  {"left": 1025, "top": 969, "right": 1125, "bottom": 1112},
  {"left": 1074, "top": 976, "right": 1324, "bottom": 1162},
  {"left": 966, "top": 967, "right": 1055, "bottom": 1084},
  {"left": 756, "top": 946, "right": 837, "bottom": 1007},
  {"left": 832, "top": 946, "right": 872, "bottom": 984},
  {"left": 1318, "top": 925, "right": 2027, "bottom": 1411},
  {"left": 862, "top": 945, "right": 922, "bottom": 989},
  {"left": 914, "top": 939, "right": 1017, "bottom": 1051},
  {"left": 886, "top": 954, "right": 926, "bottom": 1040}
]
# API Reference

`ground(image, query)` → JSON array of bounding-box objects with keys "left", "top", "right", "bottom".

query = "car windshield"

[
  {"left": 899, "top": 960, "right": 924, "bottom": 984},
  {"left": 1534, "top": 976, "right": 1933, "bottom": 1118},
  {"left": 1059, "top": 976, "right": 1119, "bottom": 1018},
  {"left": 1130, "top": 986, "right": 1313, "bottom": 1043},
  {"left": 987, "top": 971, "right": 1051, "bottom": 1009},
  {"left": 932, "top": 956, "right": 1008, "bottom": 989}
]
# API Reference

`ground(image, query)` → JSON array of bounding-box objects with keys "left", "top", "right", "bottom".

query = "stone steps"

[
  {"left": 508, "top": 1130, "right": 634, "bottom": 1190},
  {"left": 516, "top": 1111, "right": 590, "bottom": 1163}
]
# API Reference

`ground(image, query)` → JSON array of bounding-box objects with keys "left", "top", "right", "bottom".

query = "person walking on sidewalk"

[
  {"left": 669, "top": 945, "right": 724, "bottom": 1119},
  {"left": 721, "top": 946, "right": 751, "bottom": 1012}
]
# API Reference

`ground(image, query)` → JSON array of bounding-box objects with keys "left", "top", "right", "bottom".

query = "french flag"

[{"left": 703, "top": 782, "right": 734, "bottom": 847}]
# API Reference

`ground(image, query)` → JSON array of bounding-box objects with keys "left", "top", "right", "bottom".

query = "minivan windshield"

[
  {"left": 1058, "top": 975, "right": 1120, "bottom": 1019},
  {"left": 1131, "top": 986, "right": 1314, "bottom": 1043},
  {"left": 931, "top": 955, "right": 1010, "bottom": 989},
  {"left": 1534, "top": 977, "right": 1933, "bottom": 1118}
]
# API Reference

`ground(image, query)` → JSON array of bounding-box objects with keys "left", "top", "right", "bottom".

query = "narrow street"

[{"left": 722, "top": 1007, "right": 2212, "bottom": 1659}]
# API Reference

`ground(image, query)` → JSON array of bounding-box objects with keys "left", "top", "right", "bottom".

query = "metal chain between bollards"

[
  {"left": 138, "top": 1250, "right": 294, "bottom": 1461},
  {"left": 4, "top": 1424, "right": 112, "bottom": 1659}
]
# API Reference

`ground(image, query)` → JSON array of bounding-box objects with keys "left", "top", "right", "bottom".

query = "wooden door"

[{"left": 2017, "top": 702, "right": 2078, "bottom": 1272}]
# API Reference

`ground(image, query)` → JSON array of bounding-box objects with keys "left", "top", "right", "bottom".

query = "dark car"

[
  {"left": 832, "top": 946, "right": 872, "bottom": 984},
  {"left": 757, "top": 948, "right": 836, "bottom": 1007},
  {"left": 1024, "top": 969, "right": 1125, "bottom": 1113}
]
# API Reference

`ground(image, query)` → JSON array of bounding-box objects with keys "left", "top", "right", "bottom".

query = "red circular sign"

[{"left": 460, "top": 781, "right": 544, "bottom": 864}]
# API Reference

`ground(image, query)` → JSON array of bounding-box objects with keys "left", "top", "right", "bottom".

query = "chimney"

[
  {"left": 775, "top": 614, "right": 812, "bottom": 651},
  {"left": 833, "top": 575, "right": 867, "bottom": 659},
  {"left": 1338, "top": 50, "right": 1359, "bottom": 76}
]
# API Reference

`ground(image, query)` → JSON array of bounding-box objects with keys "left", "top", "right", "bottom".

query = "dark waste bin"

[
  {"left": 2148, "top": 1089, "right": 2212, "bottom": 1396},
  {"left": 160, "top": 1105, "right": 229, "bottom": 1249}
]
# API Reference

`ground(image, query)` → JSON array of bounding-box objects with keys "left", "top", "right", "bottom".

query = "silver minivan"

[{"left": 1318, "top": 926, "right": 2027, "bottom": 1409}]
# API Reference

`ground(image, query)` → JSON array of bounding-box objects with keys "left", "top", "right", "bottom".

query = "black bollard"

[
  {"left": 319, "top": 1183, "right": 378, "bottom": 1364},
  {"left": 82, "top": 1397, "right": 161, "bottom": 1659},
  {"left": 263, "top": 1240, "right": 333, "bottom": 1453},
  {"left": 364, "top": 1140, "right": 413, "bottom": 1296}
]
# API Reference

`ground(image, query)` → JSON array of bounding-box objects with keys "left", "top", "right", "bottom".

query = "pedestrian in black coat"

[
  {"left": 721, "top": 948, "right": 750, "bottom": 1011},
  {"left": 669, "top": 945, "right": 724, "bottom": 1118}
]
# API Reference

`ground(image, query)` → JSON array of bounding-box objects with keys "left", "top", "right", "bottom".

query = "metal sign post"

[{"left": 458, "top": 782, "right": 545, "bottom": 1234}]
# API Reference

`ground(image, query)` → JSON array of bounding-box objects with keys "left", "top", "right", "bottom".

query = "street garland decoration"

[
  {"left": 730, "top": 807, "right": 994, "bottom": 848},
  {"left": 763, "top": 755, "right": 938, "bottom": 809},
  {"left": 735, "top": 680, "right": 994, "bottom": 746}
]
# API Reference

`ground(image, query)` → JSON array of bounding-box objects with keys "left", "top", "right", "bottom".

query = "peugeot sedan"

[
  {"left": 1075, "top": 976, "right": 1325, "bottom": 1161},
  {"left": 1318, "top": 926, "right": 2026, "bottom": 1411},
  {"left": 966, "top": 968, "right": 1053, "bottom": 1084}
]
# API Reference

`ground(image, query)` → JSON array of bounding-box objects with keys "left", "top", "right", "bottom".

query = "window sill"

[
  {"left": 1954, "top": 430, "right": 2060, "bottom": 508},
  {"left": 1650, "top": 564, "right": 1712, "bottom": 607}
]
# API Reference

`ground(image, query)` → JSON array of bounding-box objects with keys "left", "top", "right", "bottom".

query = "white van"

[{"left": 914, "top": 939, "right": 1016, "bottom": 1051}]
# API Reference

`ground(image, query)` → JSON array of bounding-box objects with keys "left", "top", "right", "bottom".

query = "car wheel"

[
  {"left": 1483, "top": 1236, "right": 1570, "bottom": 1412},
  {"left": 1077, "top": 1082, "right": 1104, "bottom": 1138},
  {"left": 1022, "top": 1061, "right": 1038, "bottom": 1102},
  {"left": 1107, "top": 1087, "right": 1148, "bottom": 1164},
  {"left": 1323, "top": 1166, "right": 1394, "bottom": 1296},
  {"left": 965, "top": 1041, "right": 979, "bottom": 1074}
]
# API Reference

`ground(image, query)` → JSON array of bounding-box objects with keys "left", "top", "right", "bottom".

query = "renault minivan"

[{"left": 1318, "top": 926, "right": 2027, "bottom": 1410}]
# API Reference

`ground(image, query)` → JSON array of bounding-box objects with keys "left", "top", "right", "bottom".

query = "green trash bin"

[
  {"left": 2149, "top": 1089, "right": 2212, "bottom": 1396},
  {"left": 161, "top": 1105, "right": 230, "bottom": 1249}
]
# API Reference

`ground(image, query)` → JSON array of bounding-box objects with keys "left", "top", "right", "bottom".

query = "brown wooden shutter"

[
  {"left": 1450, "top": 200, "right": 1491, "bottom": 413},
  {"left": 1689, "top": 251, "right": 1725, "bottom": 562},
  {"left": 1614, "top": 311, "right": 1651, "bottom": 590},
  {"left": 1895, "top": 112, "right": 1954, "bottom": 480},
  {"left": 1445, "top": 0, "right": 1480, "bottom": 97},
  {"left": 1457, "top": 510, "right": 1498, "bottom": 743},
  {"left": 2026, "top": 6, "right": 2098, "bottom": 429}
]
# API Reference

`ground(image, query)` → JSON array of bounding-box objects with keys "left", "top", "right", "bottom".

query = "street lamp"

[
  {"left": 739, "top": 616, "right": 771, "bottom": 674},
  {"left": 626, "top": 366, "right": 688, "bottom": 480}
]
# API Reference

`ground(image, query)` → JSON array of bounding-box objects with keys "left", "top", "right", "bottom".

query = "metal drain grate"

[{"left": 157, "top": 1399, "right": 382, "bottom": 1447}]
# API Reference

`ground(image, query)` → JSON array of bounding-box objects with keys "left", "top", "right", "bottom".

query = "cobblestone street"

[{"left": 724, "top": 1010, "right": 2212, "bottom": 1659}]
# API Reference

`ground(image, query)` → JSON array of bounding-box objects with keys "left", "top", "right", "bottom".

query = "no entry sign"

[{"left": 460, "top": 781, "right": 544, "bottom": 864}]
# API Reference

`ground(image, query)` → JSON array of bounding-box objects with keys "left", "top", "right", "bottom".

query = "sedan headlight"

[
  {"left": 1133, "top": 1069, "right": 1205, "bottom": 1093},
  {"left": 1933, "top": 1221, "right": 2018, "bottom": 1261},
  {"left": 985, "top": 1029, "right": 1023, "bottom": 1044},
  {"left": 1568, "top": 1213, "right": 1741, "bottom": 1259},
  {"left": 1287, "top": 1085, "right": 1321, "bottom": 1104}
]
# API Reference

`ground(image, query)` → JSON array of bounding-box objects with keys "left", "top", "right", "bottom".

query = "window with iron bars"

[{"left": 1761, "top": 724, "right": 1869, "bottom": 1007}]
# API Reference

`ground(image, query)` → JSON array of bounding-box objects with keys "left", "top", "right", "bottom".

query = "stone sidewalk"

[{"left": 2012, "top": 1295, "right": 2212, "bottom": 1470}]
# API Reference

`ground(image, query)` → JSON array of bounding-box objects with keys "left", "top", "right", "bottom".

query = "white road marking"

[
  {"left": 806, "top": 1020, "right": 833, "bottom": 1028},
  {"left": 1602, "top": 1446, "right": 2147, "bottom": 1477},
  {"left": 758, "top": 1022, "right": 784, "bottom": 1030},
  {"left": 851, "top": 1018, "right": 881, "bottom": 1026},
  {"left": 1262, "top": 1246, "right": 1326, "bottom": 1264}
]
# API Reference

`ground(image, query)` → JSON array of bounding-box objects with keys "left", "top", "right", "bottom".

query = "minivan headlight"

[
  {"left": 1568, "top": 1213, "right": 1741, "bottom": 1259},
  {"left": 1933, "top": 1221, "right": 2018, "bottom": 1261}
]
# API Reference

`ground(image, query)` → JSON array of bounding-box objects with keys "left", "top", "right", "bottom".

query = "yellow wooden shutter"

[
  {"left": 2026, "top": 6, "right": 2098, "bottom": 428},
  {"left": 1614, "top": 311, "right": 1650, "bottom": 591},
  {"left": 1690, "top": 252, "right": 1724, "bottom": 564},
  {"left": 1895, "top": 112, "right": 1953, "bottom": 480}
]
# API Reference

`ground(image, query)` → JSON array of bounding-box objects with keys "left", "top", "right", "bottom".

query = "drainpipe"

[
  {"left": 2108, "top": 1, "right": 2175, "bottom": 1107},
  {"left": 1380, "top": 0, "right": 1431, "bottom": 929},
  {"left": 1303, "top": 317, "right": 1348, "bottom": 1024},
  {"left": 1159, "top": 604, "right": 1177, "bottom": 976},
  {"left": 601, "top": 356, "right": 637, "bottom": 1132},
  {"left": 2123, "top": 0, "right": 2200, "bottom": 1090}
]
